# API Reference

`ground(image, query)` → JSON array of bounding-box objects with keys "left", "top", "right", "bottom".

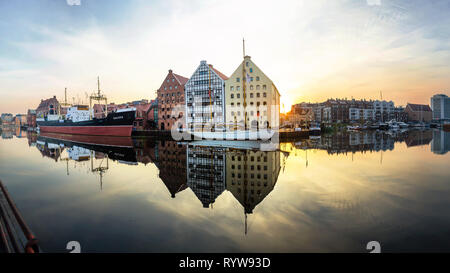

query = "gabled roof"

[
  {"left": 36, "top": 97, "right": 59, "bottom": 112},
  {"left": 210, "top": 66, "right": 229, "bottom": 80},
  {"left": 226, "top": 56, "right": 278, "bottom": 95},
  {"left": 407, "top": 103, "right": 432, "bottom": 112},
  {"left": 135, "top": 103, "right": 152, "bottom": 113},
  {"left": 173, "top": 73, "right": 189, "bottom": 86}
]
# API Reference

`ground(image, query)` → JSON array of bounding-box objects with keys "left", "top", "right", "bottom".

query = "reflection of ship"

[
  {"left": 39, "top": 132, "right": 134, "bottom": 148},
  {"left": 33, "top": 133, "right": 137, "bottom": 189},
  {"left": 0, "top": 181, "right": 40, "bottom": 253},
  {"left": 37, "top": 133, "right": 137, "bottom": 163}
]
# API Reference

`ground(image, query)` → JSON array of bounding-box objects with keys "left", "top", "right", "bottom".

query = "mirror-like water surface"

[{"left": 0, "top": 127, "right": 449, "bottom": 252}]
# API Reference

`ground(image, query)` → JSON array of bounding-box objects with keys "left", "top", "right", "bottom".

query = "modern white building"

[
  {"left": 349, "top": 108, "right": 374, "bottom": 122},
  {"left": 373, "top": 100, "right": 394, "bottom": 121},
  {"left": 431, "top": 94, "right": 450, "bottom": 121}
]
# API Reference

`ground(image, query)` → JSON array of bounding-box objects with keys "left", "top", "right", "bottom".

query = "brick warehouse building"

[{"left": 157, "top": 69, "right": 189, "bottom": 131}]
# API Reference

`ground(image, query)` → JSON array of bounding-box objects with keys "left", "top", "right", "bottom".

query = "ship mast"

[
  {"left": 242, "top": 38, "right": 248, "bottom": 131},
  {"left": 89, "top": 76, "right": 108, "bottom": 120},
  {"left": 58, "top": 87, "right": 72, "bottom": 118},
  {"left": 209, "top": 65, "right": 213, "bottom": 130}
]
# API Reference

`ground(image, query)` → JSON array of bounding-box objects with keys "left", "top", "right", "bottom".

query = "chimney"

[
  {"left": 169, "top": 69, "right": 173, "bottom": 73},
  {"left": 53, "top": 95, "right": 56, "bottom": 99}
]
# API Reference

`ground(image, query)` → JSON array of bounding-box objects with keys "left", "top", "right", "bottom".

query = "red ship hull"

[
  {"left": 39, "top": 132, "right": 134, "bottom": 147},
  {"left": 39, "top": 125, "right": 133, "bottom": 137}
]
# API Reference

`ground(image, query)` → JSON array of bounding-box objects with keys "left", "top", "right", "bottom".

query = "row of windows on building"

[
  {"left": 231, "top": 172, "right": 269, "bottom": 180},
  {"left": 230, "top": 84, "right": 267, "bottom": 91},
  {"left": 234, "top": 187, "right": 265, "bottom": 198},
  {"left": 231, "top": 155, "right": 268, "bottom": 162},
  {"left": 230, "top": 101, "right": 268, "bottom": 107},
  {"left": 232, "top": 180, "right": 268, "bottom": 188},
  {"left": 160, "top": 92, "right": 182, "bottom": 97},
  {"left": 230, "top": 92, "right": 267, "bottom": 99},
  {"left": 163, "top": 85, "right": 180, "bottom": 91},
  {"left": 161, "top": 99, "right": 184, "bottom": 104},
  {"left": 235, "top": 73, "right": 259, "bottom": 83},
  {"left": 231, "top": 164, "right": 268, "bottom": 171},
  {"left": 230, "top": 110, "right": 268, "bottom": 117}
]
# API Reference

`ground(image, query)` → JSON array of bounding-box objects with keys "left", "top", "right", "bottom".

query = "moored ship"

[
  {"left": 37, "top": 108, "right": 136, "bottom": 137},
  {"left": 37, "top": 78, "right": 136, "bottom": 137}
]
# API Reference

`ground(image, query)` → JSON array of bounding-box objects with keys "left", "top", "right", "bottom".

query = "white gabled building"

[{"left": 185, "top": 60, "right": 228, "bottom": 132}]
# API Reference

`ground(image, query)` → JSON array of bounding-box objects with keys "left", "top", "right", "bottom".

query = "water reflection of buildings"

[
  {"left": 1, "top": 125, "right": 27, "bottom": 139},
  {"left": 289, "top": 130, "right": 438, "bottom": 156},
  {"left": 186, "top": 144, "right": 282, "bottom": 233},
  {"left": 431, "top": 130, "right": 450, "bottom": 155},
  {"left": 186, "top": 145, "right": 226, "bottom": 208},
  {"left": 404, "top": 130, "right": 433, "bottom": 148},
  {"left": 226, "top": 150, "right": 281, "bottom": 214},
  {"left": 157, "top": 141, "right": 187, "bottom": 198},
  {"left": 24, "top": 129, "right": 447, "bottom": 234}
]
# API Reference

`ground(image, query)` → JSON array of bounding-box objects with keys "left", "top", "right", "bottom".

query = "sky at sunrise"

[{"left": 1, "top": 0, "right": 450, "bottom": 114}]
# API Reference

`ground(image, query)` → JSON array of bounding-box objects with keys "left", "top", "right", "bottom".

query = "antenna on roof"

[{"left": 243, "top": 38, "right": 245, "bottom": 58}]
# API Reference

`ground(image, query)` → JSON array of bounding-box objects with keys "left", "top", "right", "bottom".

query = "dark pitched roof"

[
  {"left": 173, "top": 73, "right": 189, "bottom": 86},
  {"left": 407, "top": 103, "right": 432, "bottom": 112}
]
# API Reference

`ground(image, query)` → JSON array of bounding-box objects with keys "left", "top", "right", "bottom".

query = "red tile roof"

[
  {"left": 173, "top": 73, "right": 189, "bottom": 86},
  {"left": 210, "top": 66, "right": 229, "bottom": 80},
  {"left": 36, "top": 97, "right": 59, "bottom": 112},
  {"left": 407, "top": 103, "right": 432, "bottom": 112},
  {"left": 135, "top": 103, "right": 151, "bottom": 113}
]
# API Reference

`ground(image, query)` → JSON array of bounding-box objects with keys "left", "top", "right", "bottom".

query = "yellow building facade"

[{"left": 224, "top": 56, "right": 280, "bottom": 130}]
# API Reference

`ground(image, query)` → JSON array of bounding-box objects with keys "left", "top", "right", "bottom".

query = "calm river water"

[{"left": 0, "top": 128, "right": 449, "bottom": 252}]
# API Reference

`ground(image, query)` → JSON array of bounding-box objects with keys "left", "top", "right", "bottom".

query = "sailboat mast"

[
  {"left": 242, "top": 38, "right": 247, "bottom": 131},
  {"left": 97, "top": 76, "right": 101, "bottom": 96},
  {"left": 209, "top": 65, "right": 213, "bottom": 125}
]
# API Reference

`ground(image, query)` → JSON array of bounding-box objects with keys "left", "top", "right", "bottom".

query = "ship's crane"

[{"left": 89, "top": 77, "right": 108, "bottom": 120}]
